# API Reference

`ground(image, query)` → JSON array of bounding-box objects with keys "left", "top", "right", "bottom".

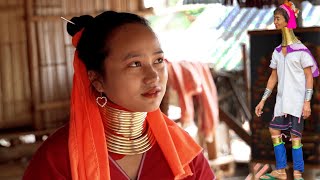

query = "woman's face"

[
  {"left": 274, "top": 13, "right": 287, "bottom": 29},
  {"left": 101, "top": 23, "right": 168, "bottom": 112}
]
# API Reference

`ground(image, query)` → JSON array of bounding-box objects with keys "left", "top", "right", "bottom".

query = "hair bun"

[{"left": 67, "top": 15, "right": 94, "bottom": 37}]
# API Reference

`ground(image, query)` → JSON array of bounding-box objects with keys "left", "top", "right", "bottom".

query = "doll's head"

[
  {"left": 274, "top": 0, "right": 299, "bottom": 29},
  {"left": 274, "top": 7, "right": 289, "bottom": 29}
]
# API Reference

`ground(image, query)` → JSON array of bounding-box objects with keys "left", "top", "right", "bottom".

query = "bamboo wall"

[
  {"left": 0, "top": 1, "right": 31, "bottom": 129},
  {"left": 0, "top": 0, "right": 147, "bottom": 131}
]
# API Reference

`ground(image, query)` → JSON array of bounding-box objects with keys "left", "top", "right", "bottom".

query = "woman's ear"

[{"left": 88, "top": 71, "right": 104, "bottom": 93}]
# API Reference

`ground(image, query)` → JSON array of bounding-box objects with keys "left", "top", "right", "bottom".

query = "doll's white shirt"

[{"left": 269, "top": 44, "right": 314, "bottom": 118}]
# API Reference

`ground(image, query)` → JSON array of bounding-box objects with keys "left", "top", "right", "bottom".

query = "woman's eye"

[
  {"left": 155, "top": 58, "right": 164, "bottom": 64},
  {"left": 129, "top": 62, "right": 141, "bottom": 67}
]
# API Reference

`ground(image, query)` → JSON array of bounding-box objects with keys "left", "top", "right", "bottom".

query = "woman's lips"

[{"left": 141, "top": 87, "right": 161, "bottom": 98}]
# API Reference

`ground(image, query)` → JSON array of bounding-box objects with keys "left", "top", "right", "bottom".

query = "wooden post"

[
  {"left": 241, "top": 43, "right": 251, "bottom": 110},
  {"left": 206, "top": 136, "right": 218, "bottom": 160},
  {"left": 24, "top": 0, "right": 43, "bottom": 130}
]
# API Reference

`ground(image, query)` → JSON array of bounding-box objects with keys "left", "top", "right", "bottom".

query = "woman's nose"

[{"left": 143, "top": 66, "right": 159, "bottom": 85}]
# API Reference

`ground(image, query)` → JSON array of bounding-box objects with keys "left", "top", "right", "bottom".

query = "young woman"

[
  {"left": 23, "top": 11, "right": 215, "bottom": 180},
  {"left": 255, "top": 1, "right": 319, "bottom": 180}
]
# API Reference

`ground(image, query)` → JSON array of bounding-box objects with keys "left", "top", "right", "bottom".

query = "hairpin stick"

[{"left": 60, "top": 17, "right": 75, "bottom": 25}]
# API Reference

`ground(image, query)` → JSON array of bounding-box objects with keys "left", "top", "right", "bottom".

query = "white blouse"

[{"left": 269, "top": 43, "right": 315, "bottom": 118}]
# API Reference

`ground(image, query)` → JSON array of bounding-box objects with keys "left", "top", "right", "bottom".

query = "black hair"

[
  {"left": 67, "top": 11, "right": 150, "bottom": 75},
  {"left": 274, "top": 7, "right": 289, "bottom": 23}
]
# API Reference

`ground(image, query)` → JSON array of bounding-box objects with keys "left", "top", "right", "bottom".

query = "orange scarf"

[{"left": 68, "top": 30, "right": 202, "bottom": 180}]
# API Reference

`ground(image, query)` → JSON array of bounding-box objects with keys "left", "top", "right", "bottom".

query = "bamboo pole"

[
  {"left": 25, "top": 0, "right": 43, "bottom": 130},
  {"left": 9, "top": 11, "right": 17, "bottom": 120},
  {"left": 42, "top": 21, "right": 52, "bottom": 125},
  {"left": 3, "top": 10, "right": 14, "bottom": 126},
  {"left": 0, "top": 10, "right": 7, "bottom": 128},
  {"left": 127, "top": 0, "right": 139, "bottom": 12},
  {"left": 21, "top": 28, "right": 32, "bottom": 121},
  {"left": 51, "top": 22, "right": 59, "bottom": 101},
  {"left": 61, "top": 0, "right": 66, "bottom": 15},
  {"left": 104, "top": 0, "right": 111, "bottom": 10},
  {"left": 59, "top": 21, "right": 71, "bottom": 99},
  {"left": 88, "top": 0, "right": 94, "bottom": 13},
  {"left": 1, "top": 46, "right": 12, "bottom": 125},
  {"left": 14, "top": 9, "right": 27, "bottom": 120},
  {"left": 110, "top": 0, "right": 119, "bottom": 11},
  {"left": 10, "top": 46, "right": 18, "bottom": 121}
]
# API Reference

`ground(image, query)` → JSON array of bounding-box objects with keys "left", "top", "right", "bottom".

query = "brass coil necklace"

[
  {"left": 281, "top": 27, "right": 300, "bottom": 46},
  {"left": 100, "top": 104, "right": 155, "bottom": 155}
]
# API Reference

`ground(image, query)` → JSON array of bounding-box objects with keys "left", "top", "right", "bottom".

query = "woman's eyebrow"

[
  {"left": 153, "top": 49, "right": 164, "bottom": 55},
  {"left": 123, "top": 52, "right": 143, "bottom": 61},
  {"left": 123, "top": 50, "right": 164, "bottom": 61}
]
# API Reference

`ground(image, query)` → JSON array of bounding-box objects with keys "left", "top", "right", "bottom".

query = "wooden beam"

[
  {"left": 218, "top": 90, "right": 233, "bottom": 102},
  {"left": 29, "top": 8, "right": 154, "bottom": 23},
  {"left": 219, "top": 108, "right": 251, "bottom": 145},
  {"left": 227, "top": 78, "right": 252, "bottom": 121},
  {"left": 35, "top": 100, "right": 70, "bottom": 111},
  {"left": 208, "top": 155, "right": 235, "bottom": 167}
]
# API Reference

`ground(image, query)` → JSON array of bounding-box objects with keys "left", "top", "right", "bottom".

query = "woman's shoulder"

[
  {"left": 34, "top": 124, "right": 70, "bottom": 156},
  {"left": 44, "top": 124, "right": 70, "bottom": 148},
  {"left": 23, "top": 124, "right": 71, "bottom": 179},
  {"left": 188, "top": 151, "right": 215, "bottom": 179}
]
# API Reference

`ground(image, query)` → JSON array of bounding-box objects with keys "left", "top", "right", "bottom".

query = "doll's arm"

[
  {"left": 302, "top": 67, "right": 313, "bottom": 119},
  {"left": 264, "top": 69, "right": 278, "bottom": 97},
  {"left": 255, "top": 69, "right": 278, "bottom": 117},
  {"left": 304, "top": 67, "right": 313, "bottom": 91}
]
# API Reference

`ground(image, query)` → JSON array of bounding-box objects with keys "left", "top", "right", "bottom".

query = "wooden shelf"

[{"left": 208, "top": 155, "right": 235, "bottom": 167}]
